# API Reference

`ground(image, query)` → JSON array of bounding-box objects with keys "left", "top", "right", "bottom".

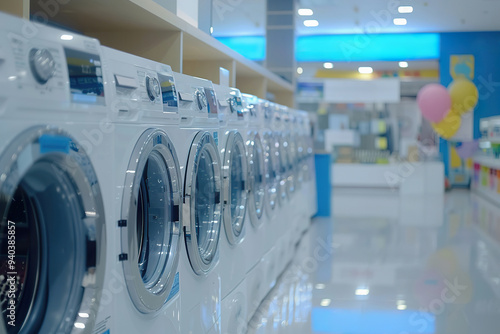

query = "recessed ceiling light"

[
  {"left": 315, "top": 283, "right": 326, "bottom": 289},
  {"left": 393, "top": 18, "right": 407, "bottom": 26},
  {"left": 320, "top": 299, "right": 331, "bottom": 307},
  {"left": 60, "top": 34, "right": 74, "bottom": 40},
  {"left": 355, "top": 287, "right": 370, "bottom": 295},
  {"left": 397, "top": 304, "right": 407, "bottom": 310},
  {"left": 297, "top": 67, "right": 303, "bottom": 74},
  {"left": 399, "top": 61, "right": 409, "bottom": 68},
  {"left": 304, "top": 19, "right": 319, "bottom": 27},
  {"left": 398, "top": 6, "right": 413, "bottom": 14},
  {"left": 358, "top": 67, "right": 373, "bottom": 74},
  {"left": 323, "top": 62, "right": 334, "bottom": 69},
  {"left": 298, "top": 8, "right": 314, "bottom": 16}
]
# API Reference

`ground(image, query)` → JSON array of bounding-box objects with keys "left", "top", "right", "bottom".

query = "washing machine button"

[
  {"left": 29, "top": 48, "right": 56, "bottom": 84},
  {"left": 195, "top": 89, "right": 207, "bottom": 110},
  {"left": 146, "top": 75, "right": 161, "bottom": 101},
  {"left": 229, "top": 97, "right": 237, "bottom": 114}
]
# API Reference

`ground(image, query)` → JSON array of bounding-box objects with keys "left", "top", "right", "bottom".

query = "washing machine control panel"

[
  {"left": 229, "top": 95, "right": 245, "bottom": 121},
  {"left": 195, "top": 88, "right": 208, "bottom": 110},
  {"left": 4, "top": 31, "right": 105, "bottom": 106},
  {"left": 29, "top": 48, "right": 56, "bottom": 84},
  {"left": 6, "top": 34, "right": 66, "bottom": 98},
  {"left": 146, "top": 75, "right": 161, "bottom": 102},
  {"left": 263, "top": 104, "right": 273, "bottom": 121},
  {"left": 229, "top": 96, "right": 237, "bottom": 114}
]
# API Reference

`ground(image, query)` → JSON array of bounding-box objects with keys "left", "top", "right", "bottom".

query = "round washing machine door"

[
  {"left": 0, "top": 127, "right": 105, "bottom": 334},
  {"left": 184, "top": 131, "right": 222, "bottom": 275},
  {"left": 222, "top": 131, "right": 248, "bottom": 245},
  {"left": 246, "top": 132, "right": 266, "bottom": 227},
  {"left": 285, "top": 133, "right": 297, "bottom": 195},
  {"left": 300, "top": 135, "right": 310, "bottom": 183},
  {"left": 295, "top": 135, "right": 305, "bottom": 186},
  {"left": 276, "top": 133, "right": 289, "bottom": 203},
  {"left": 262, "top": 132, "right": 279, "bottom": 214},
  {"left": 306, "top": 136, "right": 314, "bottom": 181},
  {"left": 120, "top": 129, "right": 182, "bottom": 313}
]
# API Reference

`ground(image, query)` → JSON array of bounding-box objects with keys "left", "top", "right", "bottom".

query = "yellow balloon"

[
  {"left": 448, "top": 78, "right": 479, "bottom": 114},
  {"left": 432, "top": 109, "right": 462, "bottom": 139}
]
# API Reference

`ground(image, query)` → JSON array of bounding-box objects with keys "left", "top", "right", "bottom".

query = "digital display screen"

[
  {"left": 158, "top": 73, "right": 178, "bottom": 110},
  {"left": 205, "top": 88, "right": 218, "bottom": 116},
  {"left": 64, "top": 48, "right": 105, "bottom": 105},
  {"left": 235, "top": 96, "right": 244, "bottom": 119}
]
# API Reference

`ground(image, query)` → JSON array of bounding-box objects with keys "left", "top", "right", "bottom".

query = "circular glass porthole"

[
  {"left": 263, "top": 132, "right": 279, "bottom": 214},
  {"left": 222, "top": 131, "right": 248, "bottom": 245},
  {"left": 184, "top": 131, "right": 222, "bottom": 275},
  {"left": 247, "top": 132, "right": 265, "bottom": 227},
  {"left": 276, "top": 134, "right": 289, "bottom": 203},
  {"left": 120, "top": 129, "right": 182, "bottom": 313},
  {"left": 285, "top": 133, "right": 297, "bottom": 195},
  {"left": 0, "top": 127, "right": 105, "bottom": 333}
]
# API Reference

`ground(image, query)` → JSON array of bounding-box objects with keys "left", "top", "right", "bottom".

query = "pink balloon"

[{"left": 417, "top": 84, "right": 452, "bottom": 122}]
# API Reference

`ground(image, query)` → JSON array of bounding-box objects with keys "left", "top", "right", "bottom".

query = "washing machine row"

[{"left": 0, "top": 12, "right": 316, "bottom": 334}]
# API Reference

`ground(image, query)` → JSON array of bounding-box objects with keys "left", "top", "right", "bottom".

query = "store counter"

[{"left": 332, "top": 161, "right": 444, "bottom": 194}]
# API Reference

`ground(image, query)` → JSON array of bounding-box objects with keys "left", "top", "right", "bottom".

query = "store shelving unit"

[
  {"left": 1, "top": 0, "right": 294, "bottom": 106},
  {"left": 472, "top": 155, "right": 500, "bottom": 206}
]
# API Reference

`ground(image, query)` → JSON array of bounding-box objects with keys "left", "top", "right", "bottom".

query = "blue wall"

[
  {"left": 439, "top": 32, "right": 500, "bottom": 176},
  {"left": 296, "top": 33, "right": 440, "bottom": 62},
  {"left": 440, "top": 32, "right": 500, "bottom": 139}
]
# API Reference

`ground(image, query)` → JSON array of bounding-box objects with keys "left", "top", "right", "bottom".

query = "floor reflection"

[{"left": 250, "top": 189, "right": 500, "bottom": 333}]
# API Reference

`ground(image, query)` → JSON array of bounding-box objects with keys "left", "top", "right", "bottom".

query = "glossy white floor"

[{"left": 248, "top": 189, "right": 500, "bottom": 334}]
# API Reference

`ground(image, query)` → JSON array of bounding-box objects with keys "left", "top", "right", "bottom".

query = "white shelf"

[
  {"left": 473, "top": 155, "right": 500, "bottom": 170},
  {"left": 1, "top": 0, "right": 294, "bottom": 106},
  {"left": 472, "top": 155, "right": 500, "bottom": 206}
]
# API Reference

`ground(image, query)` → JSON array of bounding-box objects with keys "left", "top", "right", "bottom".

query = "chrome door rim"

[
  {"left": 120, "top": 129, "right": 182, "bottom": 313},
  {"left": 284, "top": 132, "right": 296, "bottom": 196},
  {"left": 183, "top": 131, "right": 222, "bottom": 275},
  {"left": 222, "top": 131, "right": 248, "bottom": 245},
  {"left": 277, "top": 133, "right": 289, "bottom": 203},
  {"left": 0, "top": 126, "right": 105, "bottom": 333},
  {"left": 263, "top": 132, "right": 279, "bottom": 214},
  {"left": 246, "top": 131, "right": 266, "bottom": 227}
]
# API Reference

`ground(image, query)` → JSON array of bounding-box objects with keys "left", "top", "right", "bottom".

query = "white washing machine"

[
  {"left": 296, "top": 110, "right": 312, "bottom": 234},
  {"left": 240, "top": 93, "right": 269, "bottom": 323},
  {"left": 268, "top": 103, "right": 295, "bottom": 274},
  {"left": 260, "top": 100, "right": 280, "bottom": 241},
  {"left": 303, "top": 113, "right": 317, "bottom": 219},
  {"left": 213, "top": 84, "right": 249, "bottom": 300},
  {"left": 102, "top": 47, "right": 183, "bottom": 333},
  {"left": 270, "top": 103, "right": 289, "bottom": 208},
  {"left": 241, "top": 94, "right": 267, "bottom": 268},
  {"left": 282, "top": 107, "right": 303, "bottom": 248},
  {"left": 0, "top": 12, "right": 109, "bottom": 333},
  {"left": 257, "top": 100, "right": 285, "bottom": 297},
  {"left": 281, "top": 106, "right": 297, "bottom": 200},
  {"left": 174, "top": 72, "right": 223, "bottom": 334}
]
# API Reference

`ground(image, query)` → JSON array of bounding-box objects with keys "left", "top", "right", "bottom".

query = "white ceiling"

[
  {"left": 212, "top": 0, "right": 500, "bottom": 37},
  {"left": 297, "top": 0, "right": 500, "bottom": 35}
]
